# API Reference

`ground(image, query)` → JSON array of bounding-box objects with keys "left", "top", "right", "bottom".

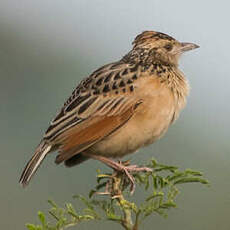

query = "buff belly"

[{"left": 88, "top": 98, "right": 176, "bottom": 158}]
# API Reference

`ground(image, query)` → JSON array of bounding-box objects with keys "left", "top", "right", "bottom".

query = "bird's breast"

[{"left": 89, "top": 77, "right": 181, "bottom": 158}]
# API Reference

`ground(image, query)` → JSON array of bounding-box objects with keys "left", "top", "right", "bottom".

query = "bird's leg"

[{"left": 83, "top": 153, "right": 152, "bottom": 194}]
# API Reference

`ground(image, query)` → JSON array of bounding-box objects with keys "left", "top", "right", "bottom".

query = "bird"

[{"left": 19, "top": 30, "right": 199, "bottom": 189}]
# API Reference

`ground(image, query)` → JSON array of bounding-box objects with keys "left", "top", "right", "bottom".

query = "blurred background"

[{"left": 1, "top": 0, "right": 229, "bottom": 229}]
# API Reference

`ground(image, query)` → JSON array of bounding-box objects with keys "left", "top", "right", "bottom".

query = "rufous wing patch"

[{"left": 55, "top": 106, "right": 135, "bottom": 164}]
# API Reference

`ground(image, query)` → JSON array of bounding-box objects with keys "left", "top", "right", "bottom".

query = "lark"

[{"left": 19, "top": 31, "right": 199, "bottom": 190}]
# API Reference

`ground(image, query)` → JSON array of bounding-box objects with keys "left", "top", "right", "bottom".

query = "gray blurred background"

[{"left": 1, "top": 0, "right": 229, "bottom": 229}]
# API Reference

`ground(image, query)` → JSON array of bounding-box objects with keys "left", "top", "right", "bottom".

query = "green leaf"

[
  {"left": 173, "top": 177, "right": 209, "bottom": 185},
  {"left": 97, "top": 174, "right": 112, "bottom": 183},
  {"left": 146, "top": 191, "right": 164, "bottom": 201},
  {"left": 144, "top": 175, "right": 150, "bottom": 190},
  {"left": 95, "top": 182, "right": 107, "bottom": 191},
  {"left": 155, "top": 209, "right": 168, "bottom": 218},
  {"left": 66, "top": 203, "right": 78, "bottom": 218},
  {"left": 160, "top": 201, "right": 176, "bottom": 209},
  {"left": 106, "top": 211, "right": 122, "bottom": 222},
  {"left": 89, "top": 189, "right": 96, "bottom": 198},
  {"left": 26, "top": 224, "right": 36, "bottom": 230},
  {"left": 73, "top": 195, "right": 94, "bottom": 210},
  {"left": 38, "top": 211, "right": 46, "bottom": 226},
  {"left": 150, "top": 158, "right": 158, "bottom": 168},
  {"left": 167, "top": 171, "right": 185, "bottom": 181},
  {"left": 48, "top": 200, "right": 58, "bottom": 208},
  {"left": 153, "top": 174, "right": 158, "bottom": 190},
  {"left": 154, "top": 165, "right": 178, "bottom": 172},
  {"left": 185, "top": 169, "right": 203, "bottom": 176}
]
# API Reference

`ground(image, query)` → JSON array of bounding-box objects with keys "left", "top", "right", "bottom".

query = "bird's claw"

[{"left": 114, "top": 162, "right": 153, "bottom": 194}]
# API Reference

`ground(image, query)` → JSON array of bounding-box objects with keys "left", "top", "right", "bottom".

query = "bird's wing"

[
  {"left": 54, "top": 104, "right": 139, "bottom": 164},
  {"left": 43, "top": 61, "right": 142, "bottom": 164}
]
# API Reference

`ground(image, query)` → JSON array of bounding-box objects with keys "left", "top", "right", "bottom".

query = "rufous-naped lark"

[{"left": 19, "top": 31, "right": 199, "bottom": 190}]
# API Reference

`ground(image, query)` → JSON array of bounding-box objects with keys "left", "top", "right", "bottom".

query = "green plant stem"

[{"left": 111, "top": 172, "right": 135, "bottom": 230}]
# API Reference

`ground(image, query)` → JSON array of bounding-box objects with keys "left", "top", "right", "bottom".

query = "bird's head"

[{"left": 131, "top": 31, "right": 199, "bottom": 66}]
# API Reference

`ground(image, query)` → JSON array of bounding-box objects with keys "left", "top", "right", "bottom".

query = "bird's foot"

[
  {"left": 84, "top": 153, "right": 152, "bottom": 194},
  {"left": 113, "top": 161, "right": 152, "bottom": 194}
]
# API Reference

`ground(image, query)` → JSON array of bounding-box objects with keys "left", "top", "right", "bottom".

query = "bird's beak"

[{"left": 178, "top": 42, "right": 200, "bottom": 53}]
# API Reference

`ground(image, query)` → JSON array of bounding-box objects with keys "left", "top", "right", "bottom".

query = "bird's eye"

[{"left": 164, "top": 43, "right": 173, "bottom": 51}]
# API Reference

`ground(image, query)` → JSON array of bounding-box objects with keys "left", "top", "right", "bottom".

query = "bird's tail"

[{"left": 19, "top": 141, "right": 52, "bottom": 187}]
